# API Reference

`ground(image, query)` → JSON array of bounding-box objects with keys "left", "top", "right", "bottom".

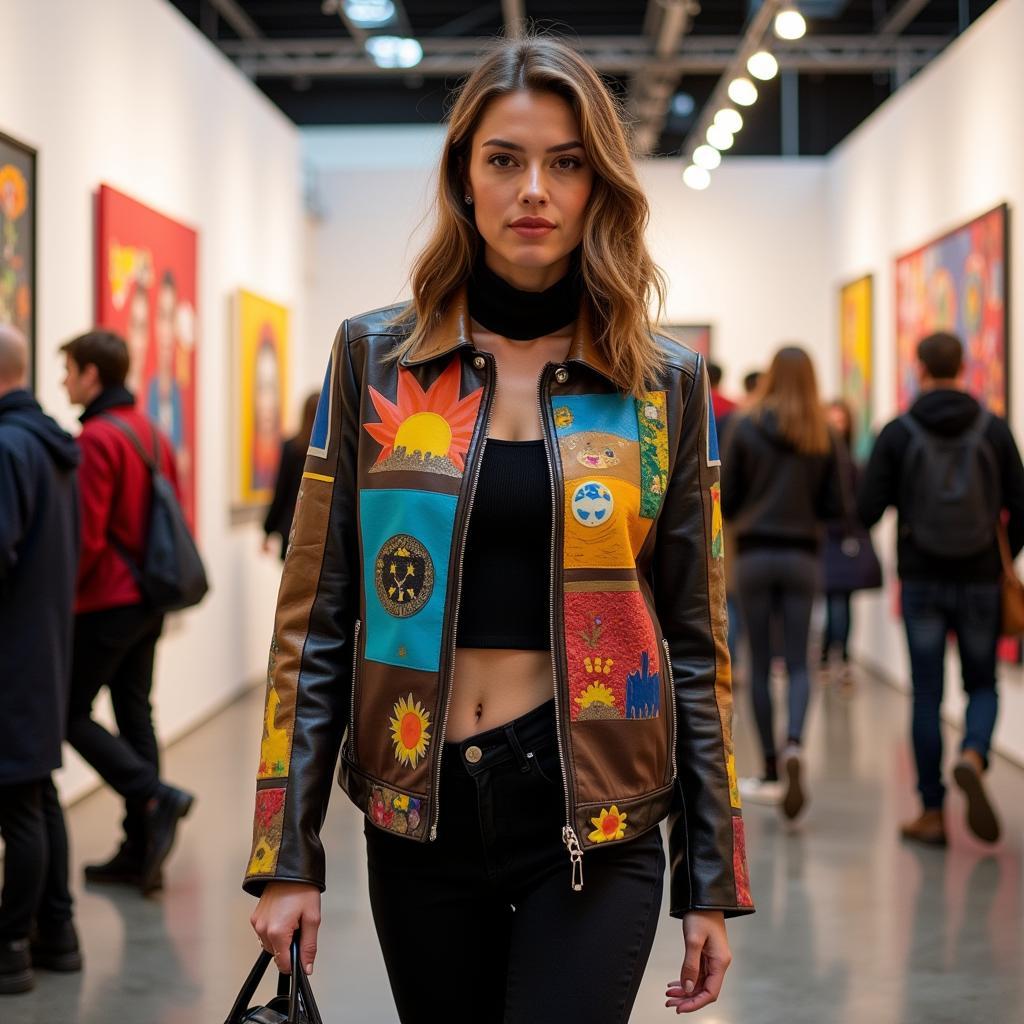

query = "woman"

[
  {"left": 245, "top": 36, "right": 753, "bottom": 1023},
  {"left": 723, "top": 348, "right": 840, "bottom": 821},
  {"left": 262, "top": 391, "right": 320, "bottom": 560}
]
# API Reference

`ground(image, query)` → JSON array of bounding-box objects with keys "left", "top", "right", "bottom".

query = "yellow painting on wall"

[
  {"left": 839, "top": 275, "right": 873, "bottom": 463},
  {"left": 234, "top": 289, "right": 290, "bottom": 506}
]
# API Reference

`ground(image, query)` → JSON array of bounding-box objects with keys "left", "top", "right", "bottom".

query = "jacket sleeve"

[
  {"left": 994, "top": 419, "right": 1024, "bottom": 558},
  {"left": 0, "top": 441, "right": 32, "bottom": 583},
  {"left": 243, "top": 323, "right": 361, "bottom": 896},
  {"left": 653, "top": 355, "right": 755, "bottom": 919}
]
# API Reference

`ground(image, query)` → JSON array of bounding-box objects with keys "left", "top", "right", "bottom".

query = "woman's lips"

[{"left": 509, "top": 218, "right": 555, "bottom": 238}]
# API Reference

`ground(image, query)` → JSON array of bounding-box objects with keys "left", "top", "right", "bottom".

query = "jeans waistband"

[{"left": 442, "top": 698, "right": 556, "bottom": 776}]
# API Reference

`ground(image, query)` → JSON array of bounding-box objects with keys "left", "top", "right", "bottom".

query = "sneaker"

[
  {"left": 140, "top": 784, "right": 195, "bottom": 893},
  {"left": 782, "top": 745, "right": 807, "bottom": 820},
  {"left": 0, "top": 939, "right": 33, "bottom": 995},
  {"left": 900, "top": 809, "right": 947, "bottom": 847},
  {"left": 952, "top": 750, "right": 1001, "bottom": 843},
  {"left": 739, "top": 776, "right": 784, "bottom": 805},
  {"left": 30, "top": 920, "right": 82, "bottom": 973}
]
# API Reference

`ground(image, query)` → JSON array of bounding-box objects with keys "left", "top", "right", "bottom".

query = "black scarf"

[{"left": 468, "top": 250, "right": 582, "bottom": 341}]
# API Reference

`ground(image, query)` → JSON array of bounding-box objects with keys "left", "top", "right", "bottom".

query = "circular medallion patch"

[
  {"left": 375, "top": 534, "right": 434, "bottom": 617},
  {"left": 571, "top": 481, "right": 614, "bottom": 527}
]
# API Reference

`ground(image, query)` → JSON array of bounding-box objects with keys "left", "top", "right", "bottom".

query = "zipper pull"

[{"left": 562, "top": 826, "right": 584, "bottom": 891}]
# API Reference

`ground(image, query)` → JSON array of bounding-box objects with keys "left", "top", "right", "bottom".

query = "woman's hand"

[
  {"left": 250, "top": 881, "right": 321, "bottom": 976},
  {"left": 665, "top": 910, "right": 732, "bottom": 1013}
]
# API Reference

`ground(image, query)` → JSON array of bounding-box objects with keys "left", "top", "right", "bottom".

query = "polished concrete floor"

[{"left": 5, "top": 665, "right": 1023, "bottom": 1023}]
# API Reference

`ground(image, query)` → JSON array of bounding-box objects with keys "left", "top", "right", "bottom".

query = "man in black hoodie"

[
  {"left": 0, "top": 326, "right": 83, "bottom": 994},
  {"left": 858, "top": 331, "right": 1024, "bottom": 848}
]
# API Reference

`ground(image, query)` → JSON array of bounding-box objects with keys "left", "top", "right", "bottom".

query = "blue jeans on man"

[{"left": 901, "top": 581, "right": 1000, "bottom": 810}]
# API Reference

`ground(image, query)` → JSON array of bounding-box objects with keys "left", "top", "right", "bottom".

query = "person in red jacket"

[{"left": 60, "top": 330, "right": 194, "bottom": 894}]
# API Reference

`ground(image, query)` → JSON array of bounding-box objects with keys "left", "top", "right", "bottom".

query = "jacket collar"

[
  {"left": 80, "top": 385, "right": 135, "bottom": 424},
  {"left": 400, "top": 285, "right": 615, "bottom": 382}
]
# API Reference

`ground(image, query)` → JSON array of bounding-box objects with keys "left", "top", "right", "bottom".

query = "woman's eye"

[
  {"left": 555, "top": 156, "right": 582, "bottom": 170},
  {"left": 489, "top": 154, "right": 516, "bottom": 168}
]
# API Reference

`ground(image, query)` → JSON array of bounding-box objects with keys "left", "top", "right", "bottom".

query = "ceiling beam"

[
  {"left": 630, "top": 0, "right": 695, "bottom": 156},
  {"left": 878, "top": 0, "right": 933, "bottom": 37},
  {"left": 502, "top": 0, "right": 527, "bottom": 39},
  {"left": 207, "top": 0, "right": 261, "bottom": 39}
]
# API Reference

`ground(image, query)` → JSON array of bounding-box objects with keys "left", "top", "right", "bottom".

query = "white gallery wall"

[
  {"left": 0, "top": 0, "right": 304, "bottom": 800},
  {"left": 827, "top": 0, "right": 1024, "bottom": 765}
]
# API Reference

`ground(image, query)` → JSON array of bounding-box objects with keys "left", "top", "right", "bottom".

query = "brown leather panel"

[
  {"left": 575, "top": 783, "right": 674, "bottom": 851},
  {"left": 569, "top": 714, "right": 667, "bottom": 804}
]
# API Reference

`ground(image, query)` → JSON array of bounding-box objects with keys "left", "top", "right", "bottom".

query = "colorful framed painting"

[
  {"left": 96, "top": 184, "right": 199, "bottom": 532},
  {"left": 839, "top": 275, "right": 874, "bottom": 463},
  {"left": 661, "top": 324, "right": 712, "bottom": 359},
  {"left": 895, "top": 204, "right": 1009, "bottom": 418},
  {"left": 0, "top": 130, "right": 36, "bottom": 390},
  {"left": 233, "top": 289, "right": 290, "bottom": 507}
]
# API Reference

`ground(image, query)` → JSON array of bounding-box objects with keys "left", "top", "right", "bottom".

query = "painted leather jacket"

[{"left": 244, "top": 291, "right": 755, "bottom": 919}]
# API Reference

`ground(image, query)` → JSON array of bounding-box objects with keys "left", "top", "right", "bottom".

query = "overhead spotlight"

[
  {"left": 344, "top": 0, "right": 397, "bottom": 26},
  {"left": 683, "top": 165, "right": 711, "bottom": 191},
  {"left": 747, "top": 51, "right": 779, "bottom": 81},
  {"left": 671, "top": 92, "right": 696, "bottom": 118},
  {"left": 365, "top": 35, "right": 423, "bottom": 68},
  {"left": 714, "top": 108, "right": 743, "bottom": 134},
  {"left": 706, "top": 124, "right": 734, "bottom": 150},
  {"left": 693, "top": 145, "right": 722, "bottom": 170},
  {"left": 774, "top": 7, "right": 807, "bottom": 41},
  {"left": 727, "top": 77, "right": 758, "bottom": 107}
]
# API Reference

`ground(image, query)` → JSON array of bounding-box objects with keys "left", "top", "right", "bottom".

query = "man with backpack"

[
  {"left": 61, "top": 329, "right": 196, "bottom": 893},
  {"left": 859, "top": 331, "right": 1024, "bottom": 847}
]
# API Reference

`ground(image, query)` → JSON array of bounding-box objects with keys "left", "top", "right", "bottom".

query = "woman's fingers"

[{"left": 299, "top": 909, "right": 321, "bottom": 975}]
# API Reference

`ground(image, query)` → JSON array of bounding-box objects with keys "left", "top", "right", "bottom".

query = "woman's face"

[
  {"left": 826, "top": 403, "right": 850, "bottom": 437},
  {"left": 465, "top": 89, "right": 594, "bottom": 290}
]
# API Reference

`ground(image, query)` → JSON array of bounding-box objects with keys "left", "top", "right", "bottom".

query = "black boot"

[
  {"left": 84, "top": 841, "right": 144, "bottom": 885},
  {"left": 31, "top": 920, "right": 83, "bottom": 972},
  {"left": 140, "top": 784, "right": 195, "bottom": 894},
  {"left": 0, "top": 938, "right": 33, "bottom": 995}
]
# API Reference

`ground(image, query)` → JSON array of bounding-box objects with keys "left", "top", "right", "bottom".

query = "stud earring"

[{"left": 464, "top": 195, "right": 473, "bottom": 205}]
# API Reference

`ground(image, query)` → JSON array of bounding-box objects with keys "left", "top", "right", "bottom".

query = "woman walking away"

[
  {"left": 723, "top": 347, "right": 841, "bottom": 820},
  {"left": 242, "top": 34, "right": 753, "bottom": 1023}
]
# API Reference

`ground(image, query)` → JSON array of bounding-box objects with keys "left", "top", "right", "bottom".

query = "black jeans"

[
  {"left": 0, "top": 778, "right": 74, "bottom": 941},
  {"left": 67, "top": 605, "right": 165, "bottom": 851},
  {"left": 736, "top": 548, "right": 819, "bottom": 765},
  {"left": 901, "top": 581, "right": 1001, "bottom": 809},
  {"left": 364, "top": 698, "right": 665, "bottom": 1024}
]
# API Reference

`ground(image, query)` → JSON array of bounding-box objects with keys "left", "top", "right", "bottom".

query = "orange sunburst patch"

[{"left": 364, "top": 359, "right": 482, "bottom": 478}]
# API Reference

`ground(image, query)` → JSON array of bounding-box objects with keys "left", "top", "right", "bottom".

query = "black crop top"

[{"left": 456, "top": 440, "right": 552, "bottom": 650}]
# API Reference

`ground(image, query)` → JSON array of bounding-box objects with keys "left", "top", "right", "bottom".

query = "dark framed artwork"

[
  {"left": 895, "top": 203, "right": 1010, "bottom": 418},
  {"left": 661, "top": 324, "right": 712, "bottom": 359},
  {"left": 0, "top": 130, "right": 37, "bottom": 390}
]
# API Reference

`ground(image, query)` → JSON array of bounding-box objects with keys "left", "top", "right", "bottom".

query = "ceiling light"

[
  {"left": 693, "top": 145, "right": 722, "bottom": 170},
  {"left": 747, "top": 51, "right": 779, "bottom": 81},
  {"left": 774, "top": 7, "right": 807, "bottom": 41},
  {"left": 683, "top": 165, "right": 711, "bottom": 191},
  {"left": 671, "top": 92, "right": 696, "bottom": 118},
  {"left": 365, "top": 35, "right": 423, "bottom": 69},
  {"left": 727, "top": 77, "right": 758, "bottom": 107},
  {"left": 714, "top": 108, "right": 743, "bottom": 134},
  {"left": 344, "top": 0, "right": 396, "bottom": 27},
  {"left": 706, "top": 124, "right": 735, "bottom": 150}
]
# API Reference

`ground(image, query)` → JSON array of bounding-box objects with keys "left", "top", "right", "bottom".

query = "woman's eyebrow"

[{"left": 481, "top": 138, "right": 585, "bottom": 153}]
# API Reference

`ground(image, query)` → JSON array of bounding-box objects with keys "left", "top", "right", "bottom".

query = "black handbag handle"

[{"left": 224, "top": 935, "right": 324, "bottom": 1024}]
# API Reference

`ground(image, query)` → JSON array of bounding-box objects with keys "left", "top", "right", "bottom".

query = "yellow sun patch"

[
  {"left": 389, "top": 694, "right": 432, "bottom": 769},
  {"left": 575, "top": 682, "right": 616, "bottom": 710},
  {"left": 589, "top": 805, "right": 628, "bottom": 843}
]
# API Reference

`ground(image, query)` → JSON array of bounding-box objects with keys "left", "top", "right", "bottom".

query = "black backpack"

[
  {"left": 898, "top": 410, "right": 1001, "bottom": 558},
  {"left": 102, "top": 415, "right": 209, "bottom": 613}
]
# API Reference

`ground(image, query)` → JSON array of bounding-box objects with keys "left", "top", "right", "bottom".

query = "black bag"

[
  {"left": 102, "top": 415, "right": 209, "bottom": 613},
  {"left": 824, "top": 436, "right": 882, "bottom": 593},
  {"left": 225, "top": 937, "right": 324, "bottom": 1024},
  {"left": 898, "top": 410, "right": 1001, "bottom": 558}
]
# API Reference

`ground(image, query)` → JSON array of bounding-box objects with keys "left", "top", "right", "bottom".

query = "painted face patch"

[
  {"left": 360, "top": 489, "right": 457, "bottom": 672},
  {"left": 565, "top": 590, "right": 660, "bottom": 721},
  {"left": 389, "top": 693, "right": 432, "bottom": 769},
  {"left": 636, "top": 391, "right": 669, "bottom": 518},
  {"left": 571, "top": 481, "right": 614, "bottom": 527},
  {"left": 364, "top": 359, "right": 482, "bottom": 478},
  {"left": 375, "top": 534, "right": 434, "bottom": 617}
]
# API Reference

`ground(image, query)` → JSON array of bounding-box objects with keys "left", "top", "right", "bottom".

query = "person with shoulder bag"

[
  {"left": 858, "top": 331, "right": 1024, "bottom": 847},
  {"left": 60, "top": 329, "right": 198, "bottom": 895},
  {"left": 243, "top": 36, "right": 753, "bottom": 1024}
]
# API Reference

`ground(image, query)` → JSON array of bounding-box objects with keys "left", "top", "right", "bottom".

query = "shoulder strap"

[
  {"left": 899, "top": 412, "right": 927, "bottom": 441},
  {"left": 100, "top": 414, "right": 160, "bottom": 475},
  {"left": 966, "top": 408, "right": 992, "bottom": 440}
]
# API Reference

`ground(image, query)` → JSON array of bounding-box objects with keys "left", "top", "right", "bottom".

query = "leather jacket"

[{"left": 244, "top": 291, "right": 754, "bottom": 919}]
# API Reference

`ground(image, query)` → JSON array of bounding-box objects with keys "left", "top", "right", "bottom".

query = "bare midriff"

[{"left": 446, "top": 647, "right": 554, "bottom": 740}]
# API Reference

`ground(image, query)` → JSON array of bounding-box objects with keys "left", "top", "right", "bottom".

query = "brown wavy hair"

[
  {"left": 749, "top": 346, "right": 831, "bottom": 455},
  {"left": 388, "top": 34, "right": 667, "bottom": 397}
]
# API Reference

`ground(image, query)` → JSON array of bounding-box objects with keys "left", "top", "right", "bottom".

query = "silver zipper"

[
  {"left": 347, "top": 619, "right": 362, "bottom": 757},
  {"left": 539, "top": 366, "right": 584, "bottom": 891},
  {"left": 662, "top": 638, "right": 679, "bottom": 785},
  {"left": 429, "top": 355, "right": 496, "bottom": 841}
]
